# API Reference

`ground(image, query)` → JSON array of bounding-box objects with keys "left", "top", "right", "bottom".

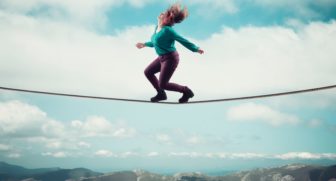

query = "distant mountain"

[
  {"left": 32, "top": 168, "right": 102, "bottom": 181},
  {"left": 81, "top": 170, "right": 178, "bottom": 181},
  {"left": 213, "top": 164, "right": 336, "bottom": 181},
  {"left": 0, "top": 161, "right": 59, "bottom": 176},
  {"left": 1, "top": 162, "right": 336, "bottom": 181},
  {"left": 81, "top": 164, "right": 336, "bottom": 181},
  {"left": 0, "top": 162, "right": 101, "bottom": 181},
  {"left": 81, "top": 171, "right": 137, "bottom": 181}
]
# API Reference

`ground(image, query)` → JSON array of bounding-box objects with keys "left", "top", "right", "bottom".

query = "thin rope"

[{"left": 0, "top": 85, "right": 335, "bottom": 104}]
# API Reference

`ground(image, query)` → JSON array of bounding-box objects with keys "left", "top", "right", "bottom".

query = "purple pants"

[{"left": 144, "top": 51, "right": 186, "bottom": 93}]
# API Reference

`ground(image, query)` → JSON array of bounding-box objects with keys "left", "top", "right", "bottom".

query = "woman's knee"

[{"left": 144, "top": 68, "right": 151, "bottom": 77}]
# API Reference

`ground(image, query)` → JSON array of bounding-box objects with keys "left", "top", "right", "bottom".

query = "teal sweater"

[{"left": 145, "top": 26, "right": 199, "bottom": 55}]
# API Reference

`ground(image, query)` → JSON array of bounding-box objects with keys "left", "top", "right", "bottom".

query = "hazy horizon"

[{"left": 1, "top": 159, "right": 335, "bottom": 175}]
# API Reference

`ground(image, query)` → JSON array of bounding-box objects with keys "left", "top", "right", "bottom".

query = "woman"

[{"left": 136, "top": 3, "right": 204, "bottom": 103}]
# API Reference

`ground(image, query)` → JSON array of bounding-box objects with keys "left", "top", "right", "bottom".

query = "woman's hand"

[
  {"left": 198, "top": 49, "right": 204, "bottom": 54},
  {"left": 136, "top": 43, "right": 146, "bottom": 49}
]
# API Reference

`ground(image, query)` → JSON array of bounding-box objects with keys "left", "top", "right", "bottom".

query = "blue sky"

[{"left": 0, "top": 0, "right": 336, "bottom": 173}]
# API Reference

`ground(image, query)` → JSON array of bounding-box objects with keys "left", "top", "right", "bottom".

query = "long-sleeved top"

[{"left": 145, "top": 25, "right": 199, "bottom": 55}]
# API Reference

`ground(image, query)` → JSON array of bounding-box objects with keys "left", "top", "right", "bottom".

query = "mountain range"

[
  {"left": 0, "top": 161, "right": 335, "bottom": 181},
  {"left": 0, "top": 162, "right": 101, "bottom": 181}
]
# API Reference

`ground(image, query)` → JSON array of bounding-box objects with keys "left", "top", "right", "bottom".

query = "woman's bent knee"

[{"left": 144, "top": 69, "right": 151, "bottom": 77}]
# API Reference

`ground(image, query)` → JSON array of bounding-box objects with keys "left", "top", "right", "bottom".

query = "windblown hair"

[{"left": 162, "top": 3, "right": 189, "bottom": 26}]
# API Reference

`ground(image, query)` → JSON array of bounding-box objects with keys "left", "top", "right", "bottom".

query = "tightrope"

[{"left": 0, "top": 85, "right": 335, "bottom": 104}]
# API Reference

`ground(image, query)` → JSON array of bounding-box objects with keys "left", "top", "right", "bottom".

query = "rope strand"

[{"left": 0, "top": 85, "right": 335, "bottom": 104}]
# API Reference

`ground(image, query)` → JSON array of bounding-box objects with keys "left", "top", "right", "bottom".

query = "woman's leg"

[
  {"left": 159, "top": 51, "right": 194, "bottom": 103},
  {"left": 159, "top": 51, "right": 186, "bottom": 93},
  {"left": 144, "top": 57, "right": 161, "bottom": 91},
  {"left": 144, "top": 56, "right": 167, "bottom": 102}
]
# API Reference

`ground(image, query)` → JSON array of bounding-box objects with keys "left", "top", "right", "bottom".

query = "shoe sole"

[{"left": 150, "top": 98, "right": 167, "bottom": 102}]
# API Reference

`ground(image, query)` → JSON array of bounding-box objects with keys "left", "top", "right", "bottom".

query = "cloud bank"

[
  {"left": 0, "top": 100, "right": 136, "bottom": 158},
  {"left": 226, "top": 103, "right": 300, "bottom": 126},
  {"left": 0, "top": 8, "right": 335, "bottom": 101},
  {"left": 0, "top": 99, "right": 334, "bottom": 164}
]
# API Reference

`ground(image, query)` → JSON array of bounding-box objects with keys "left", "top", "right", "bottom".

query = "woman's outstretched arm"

[
  {"left": 168, "top": 27, "right": 203, "bottom": 53},
  {"left": 144, "top": 41, "right": 154, "bottom": 47},
  {"left": 136, "top": 42, "right": 153, "bottom": 49}
]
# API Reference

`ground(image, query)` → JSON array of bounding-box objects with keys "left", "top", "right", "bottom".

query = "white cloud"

[
  {"left": 147, "top": 151, "right": 159, "bottom": 157},
  {"left": 113, "top": 127, "right": 136, "bottom": 138},
  {"left": 95, "top": 149, "right": 115, "bottom": 157},
  {"left": 193, "top": 22, "right": 336, "bottom": 100},
  {"left": 42, "top": 119, "right": 66, "bottom": 137},
  {"left": 119, "top": 151, "right": 139, "bottom": 158},
  {"left": 71, "top": 120, "right": 83, "bottom": 128},
  {"left": 0, "top": 144, "right": 10, "bottom": 151},
  {"left": 36, "top": 150, "right": 336, "bottom": 160},
  {"left": 185, "top": 136, "right": 204, "bottom": 145},
  {"left": 165, "top": 152, "right": 336, "bottom": 160},
  {"left": 154, "top": 131, "right": 232, "bottom": 149},
  {"left": 127, "top": 0, "right": 155, "bottom": 8},
  {"left": 71, "top": 116, "right": 136, "bottom": 138},
  {"left": 0, "top": 0, "right": 155, "bottom": 29},
  {"left": 226, "top": 103, "right": 301, "bottom": 126},
  {"left": 168, "top": 152, "right": 266, "bottom": 159},
  {"left": 78, "top": 141, "right": 91, "bottom": 148},
  {"left": 73, "top": 116, "right": 115, "bottom": 137},
  {"left": 207, "top": 152, "right": 266, "bottom": 159},
  {"left": 229, "top": 153, "right": 266, "bottom": 159},
  {"left": 53, "top": 152, "right": 67, "bottom": 158},
  {"left": 0, "top": 100, "right": 47, "bottom": 136},
  {"left": 0, "top": 100, "right": 69, "bottom": 139},
  {"left": 156, "top": 134, "right": 172, "bottom": 144},
  {"left": 169, "top": 152, "right": 202, "bottom": 158},
  {"left": 7, "top": 153, "right": 21, "bottom": 158},
  {"left": 46, "top": 141, "right": 62, "bottom": 149},
  {"left": 275, "top": 152, "right": 336, "bottom": 160},
  {"left": 42, "top": 151, "right": 67, "bottom": 158},
  {"left": 43, "top": 138, "right": 92, "bottom": 151},
  {"left": 94, "top": 150, "right": 139, "bottom": 158},
  {"left": 0, "top": 11, "right": 154, "bottom": 99},
  {"left": 0, "top": 100, "right": 136, "bottom": 159}
]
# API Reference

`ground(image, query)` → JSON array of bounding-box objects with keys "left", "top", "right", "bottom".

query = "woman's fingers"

[
  {"left": 198, "top": 49, "right": 204, "bottom": 54},
  {"left": 136, "top": 43, "right": 145, "bottom": 49}
]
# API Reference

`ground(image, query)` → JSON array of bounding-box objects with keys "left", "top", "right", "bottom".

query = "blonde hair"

[{"left": 162, "top": 3, "right": 189, "bottom": 26}]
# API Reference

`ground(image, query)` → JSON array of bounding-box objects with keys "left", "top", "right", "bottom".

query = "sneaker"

[
  {"left": 150, "top": 90, "right": 167, "bottom": 102},
  {"left": 179, "top": 87, "right": 194, "bottom": 103}
]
